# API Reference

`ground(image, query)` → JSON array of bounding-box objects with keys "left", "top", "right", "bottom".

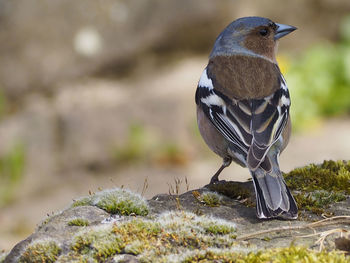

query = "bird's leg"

[{"left": 210, "top": 157, "right": 232, "bottom": 184}]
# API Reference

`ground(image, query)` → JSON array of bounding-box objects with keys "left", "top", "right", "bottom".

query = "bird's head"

[{"left": 210, "top": 16, "right": 296, "bottom": 62}]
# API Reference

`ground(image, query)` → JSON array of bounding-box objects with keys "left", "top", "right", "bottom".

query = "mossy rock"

[
  {"left": 194, "top": 191, "right": 223, "bottom": 207},
  {"left": 18, "top": 241, "right": 61, "bottom": 263},
  {"left": 284, "top": 160, "right": 350, "bottom": 215},
  {"left": 284, "top": 160, "right": 350, "bottom": 193},
  {"left": 205, "top": 160, "right": 350, "bottom": 216},
  {"left": 67, "top": 218, "right": 90, "bottom": 227},
  {"left": 71, "top": 188, "right": 149, "bottom": 216},
  {"left": 71, "top": 225, "right": 123, "bottom": 261},
  {"left": 182, "top": 246, "right": 349, "bottom": 263},
  {"left": 3, "top": 163, "right": 350, "bottom": 263},
  {"left": 0, "top": 252, "right": 9, "bottom": 263}
]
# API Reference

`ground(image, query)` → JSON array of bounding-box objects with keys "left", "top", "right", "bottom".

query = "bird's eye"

[{"left": 259, "top": 28, "right": 269, "bottom": 36}]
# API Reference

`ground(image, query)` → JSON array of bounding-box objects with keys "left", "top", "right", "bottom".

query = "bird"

[{"left": 195, "top": 16, "right": 298, "bottom": 219}]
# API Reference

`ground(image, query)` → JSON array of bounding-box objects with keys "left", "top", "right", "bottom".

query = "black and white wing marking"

[
  {"left": 195, "top": 67, "right": 290, "bottom": 171},
  {"left": 247, "top": 75, "right": 290, "bottom": 171},
  {"left": 195, "top": 68, "right": 252, "bottom": 163}
]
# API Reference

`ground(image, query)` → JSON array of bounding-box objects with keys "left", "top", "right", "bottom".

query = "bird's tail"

[{"left": 251, "top": 167, "right": 298, "bottom": 219}]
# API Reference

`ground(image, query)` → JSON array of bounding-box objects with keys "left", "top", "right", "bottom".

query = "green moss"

[
  {"left": 285, "top": 160, "right": 350, "bottom": 193},
  {"left": 95, "top": 194, "right": 144, "bottom": 215},
  {"left": 71, "top": 226, "right": 123, "bottom": 262},
  {"left": 71, "top": 197, "right": 91, "bottom": 208},
  {"left": 70, "top": 188, "right": 149, "bottom": 216},
  {"left": 294, "top": 190, "right": 346, "bottom": 215},
  {"left": 205, "top": 160, "right": 350, "bottom": 214},
  {"left": 187, "top": 214, "right": 236, "bottom": 236},
  {"left": 124, "top": 240, "right": 144, "bottom": 255},
  {"left": 138, "top": 211, "right": 237, "bottom": 260},
  {"left": 56, "top": 252, "right": 91, "bottom": 263},
  {"left": 112, "top": 219, "right": 162, "bottom": 255},
  {"left": 0, "top": 252, "right": 8, "bottom": 263},
  {"left": 28, "top": 210, "right": 350, "bottom": 262},
  {"left": 199, "top": 192, "right": 222, "bottom": 207},
  {"left": 284, "top": 160, "right": 350, "bottom": 214},
  {"left": 204, "top": 223, "right": 236, "bottom": 236},
  {"left": 19, "top": 241, "right": 61, "bottom": 263},
  {"left": 94, "top": 189, "right": 148, "bottom": 215},
  {"left": 67, "top": 211, "right": 237, "bottom": 262},
  {"left": 69, "top": 219, "right": 161, "bottom": 261},
  {"left": 68, "top": 218, "right": 90, "bottom": 227},
  {"left": 182, "top": 246, "right": 349, "bottom": 263}
]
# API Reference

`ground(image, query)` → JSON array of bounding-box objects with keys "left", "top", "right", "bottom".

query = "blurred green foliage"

[
  {"left": 286, "top": 15, "right": 350, "bottom": 130},
  {"left": 112, "top": 123, "right": 189, "bottom": 167},
  {"left": 0, "top": 89, "right": 6, "bottom": 119},
  {"left": 0, "top": 144, "right": 25, "bottom": 207},
  {"left": 113, "top": 124, "right": 148, "bottom": 165}
]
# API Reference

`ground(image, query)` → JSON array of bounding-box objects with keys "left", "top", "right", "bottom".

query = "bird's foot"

[
  {"left": 210, "top": 174, "right": 219, "bottom": 184},
  {"left": 209, "top": 157, "right": 232, "bottom": 184}
]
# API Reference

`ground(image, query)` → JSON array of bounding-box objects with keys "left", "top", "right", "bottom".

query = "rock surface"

[{"left": 3, "top": 181, "right": 350, "bottom": 263}]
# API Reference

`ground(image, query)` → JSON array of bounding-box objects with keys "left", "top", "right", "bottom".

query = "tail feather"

[
  {"left": 252, "top": 168, "right": 297, "bottom": 219},
  {"left": 285, "top": 183, "right": 298, "bottom": 216}
]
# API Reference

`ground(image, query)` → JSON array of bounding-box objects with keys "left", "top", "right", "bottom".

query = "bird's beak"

[{"left": 274, "top": 23, "right": 297, "bottom": 40}]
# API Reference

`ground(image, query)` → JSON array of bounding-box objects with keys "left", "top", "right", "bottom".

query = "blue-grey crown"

[{"left": 210, "top": 16, "right": 273, "bottom": 58}]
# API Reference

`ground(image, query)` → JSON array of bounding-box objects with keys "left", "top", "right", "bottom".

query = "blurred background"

[{"left": 1, "top": 0, "right": 350, "bottom": 251}]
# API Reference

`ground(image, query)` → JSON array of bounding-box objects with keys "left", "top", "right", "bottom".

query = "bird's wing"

[
  {"left": 247, "top": 77, "right": 290, "bottom": 171},
  {"left": 195, "top": 68, "right": 290, "bottom": 170}
]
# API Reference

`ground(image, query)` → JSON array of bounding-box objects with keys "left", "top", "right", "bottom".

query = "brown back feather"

[{"left": 207, "top": 55, "right": 280, "bottom": 100}]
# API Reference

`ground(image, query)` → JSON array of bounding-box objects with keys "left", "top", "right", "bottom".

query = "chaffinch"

[{"left": 195, "top": 16, "right": 297, "bottom": 219}]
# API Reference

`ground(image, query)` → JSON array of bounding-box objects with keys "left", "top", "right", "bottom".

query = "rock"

[
  {"left": 3, "top": 205, "right": 109, "bottom": 263},
  {"left": 3, "top": 178, "right": 350, "bottom": 262},
  {"left": 335, "top": 236, "right": 350, "bottom": 255}
]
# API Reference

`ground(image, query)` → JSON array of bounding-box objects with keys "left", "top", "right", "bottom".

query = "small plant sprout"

[{"left": 141, "top": 177, "right": 149, "bottom": 197}]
